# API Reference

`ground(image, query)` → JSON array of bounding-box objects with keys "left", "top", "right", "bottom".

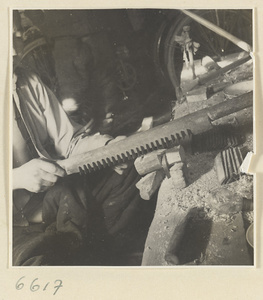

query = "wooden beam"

[
  {"left": 185, "top": 55, "right": 251, "bottom": 92},
  {"left": 181, "top": 9, "right": 252, "bottom": 52}
]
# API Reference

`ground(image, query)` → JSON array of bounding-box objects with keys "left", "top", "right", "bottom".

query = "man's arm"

[
  {"left": 19, "top": 72, "right": 83, "bottom": 159},
  {"left": 13, "top": 158, "right": 66, "bottom": 193}
]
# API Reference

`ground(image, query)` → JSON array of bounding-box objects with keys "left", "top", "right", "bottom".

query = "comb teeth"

[
  {"left": 150, "top": 142, "right": 157, "bottom": 150},
  {"left": 117, "top": 155, "right": 123, "bottom": 163},
  {"left": 193, "top": 128, "right": 240, "bottom": 153},
  {"left": 102, "top": 159, "right": 107, "bottom": 167},
  {"left": 155, "top": 140, "right": 162, "bottom": 149},
  {"left": 78, "top": 130, "right": 192, "bottom": 174},
  {"left": 131, "top": 149, "right": 137, "bottom": 159},
  {"left": 79, "top": 166, "right": 85, "bottom": 175}
]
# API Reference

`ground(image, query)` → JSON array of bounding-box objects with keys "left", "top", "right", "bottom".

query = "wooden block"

[
  {"left": 166, "top": 145, "right": 186, "bottom": 165},
  {"left": 170, "top": 162, "right": 184, "bottom": 172},
  {"left": 163, "top": 166, "right": 186, "bottom": 190},
  {"left": 225, "top": 148, "right": 233, "bottom": 184},
  {"left": 134, "top": 146, "right": 185, "bottom": 176},
  {"left": 134, "top": 150, "right": 165, "bottom": 176},
  {"left": 136, "top": 170, "right": 165, "bottom": 200},
  {"left": 214, "top": 152, "right": 226, "bottom": 185},
  {"left": 215, "top": 148, "right": 243, "bottom": 185},
  {"left": 170, "top": 168, "right": 184, "bottom": 178},
  {"left": 186, "top": 86, "right": 207, "bottom": 103},
  {"left": 172, "top": 177, "right": 187, "bottom": 190},
  {"left": 202, "top": 56, "right": 221, "bottom": 71}
]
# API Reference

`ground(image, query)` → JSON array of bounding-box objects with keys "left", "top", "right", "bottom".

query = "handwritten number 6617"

[{"left": 16, "top": 276, "right": 63, "bottom": 295}]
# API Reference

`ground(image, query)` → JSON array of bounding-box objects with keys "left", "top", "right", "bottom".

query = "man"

[{"left": 12, "top": 14, "right": 142, "bottom": 266}]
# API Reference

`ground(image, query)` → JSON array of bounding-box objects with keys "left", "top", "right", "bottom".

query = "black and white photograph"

[{"left": 12, "top": 8, "right": 254, "bottom": 268}]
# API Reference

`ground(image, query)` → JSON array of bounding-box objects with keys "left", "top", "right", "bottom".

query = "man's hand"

[
  {"left": 13, "top": 158, "right": 66, "bottom": 193},
  {"left": 108, "top": 136, "right": 129, "bottom": 175}
]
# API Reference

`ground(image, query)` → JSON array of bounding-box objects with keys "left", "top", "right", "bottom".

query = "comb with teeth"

[{"left": 57, "top": 92, "right": 252, "bottom": 175}]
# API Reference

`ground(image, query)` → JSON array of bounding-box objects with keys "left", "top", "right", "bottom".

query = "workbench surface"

[{"left": 141, "top": 152, "right": 253, "bottom": 266}]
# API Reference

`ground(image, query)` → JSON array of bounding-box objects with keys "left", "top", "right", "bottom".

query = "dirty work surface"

[
  {"left": 141, "top": 151, "right": 253, "bottom": 266},
  {"left": 142, "top": 54, "right": 254, "bottom": 266}
]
